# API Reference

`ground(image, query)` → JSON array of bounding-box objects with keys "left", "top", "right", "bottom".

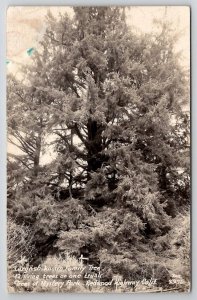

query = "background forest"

[{"left": 7, "top": 7, "right": 190, "bottom": 293}]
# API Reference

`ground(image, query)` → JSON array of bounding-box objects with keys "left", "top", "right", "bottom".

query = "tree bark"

[{"left": 87, "top": 119, "right": 103, "bottom": 176}]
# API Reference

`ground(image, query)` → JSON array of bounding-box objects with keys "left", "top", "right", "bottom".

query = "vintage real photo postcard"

[{"left": 7, "top": 6, "right": 190, "bottom": 293}]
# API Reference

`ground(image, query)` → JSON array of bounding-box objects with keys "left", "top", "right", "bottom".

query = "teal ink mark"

[
  {"left": 6, "top": 59, "right": 10, "bottom": 65},
  {"left": 27, "top": 47, "right": 35, "bottom": 56}
]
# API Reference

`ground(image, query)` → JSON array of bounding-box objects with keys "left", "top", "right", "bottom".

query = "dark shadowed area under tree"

[{"left": 7, "top": 7, "right": 190, "bottom": 293}]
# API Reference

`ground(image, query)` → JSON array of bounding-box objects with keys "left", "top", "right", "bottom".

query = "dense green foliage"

[{"left": 7, "top": 7, "right": 190, "bottom": 292}]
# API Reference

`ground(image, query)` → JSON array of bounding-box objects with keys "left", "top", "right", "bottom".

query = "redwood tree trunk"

[{"left": 87, "top": 119, "right": 103, "bottom": 176}]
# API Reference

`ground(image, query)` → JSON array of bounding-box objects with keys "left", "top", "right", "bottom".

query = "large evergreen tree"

[{"left": 7, "top": 7, "right": 190, "bottom": 290}]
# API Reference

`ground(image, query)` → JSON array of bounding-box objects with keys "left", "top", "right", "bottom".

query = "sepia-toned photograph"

[{"left": 7, "top": 6, "right": 190, "bottom": 293}]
